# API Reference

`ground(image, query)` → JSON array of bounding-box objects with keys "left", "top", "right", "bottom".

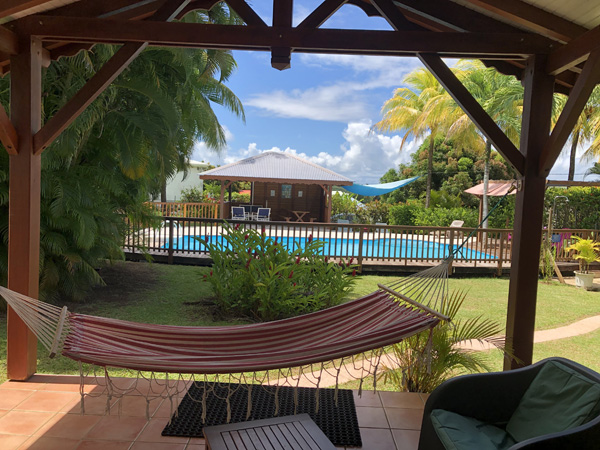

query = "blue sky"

[{"left": 191, "top": 1, "right": 593, "bottom": 184}]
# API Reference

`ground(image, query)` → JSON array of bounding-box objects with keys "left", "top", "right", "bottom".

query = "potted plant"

[{"left": 565, "top": 236, "right": 600, "bottom": 290}]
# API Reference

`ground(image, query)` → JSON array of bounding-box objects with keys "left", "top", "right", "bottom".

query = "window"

[
  {"left": 281, "top": 184, "right": 292, "bottom": 199},
  {"left": 298, "top": 190, "right": 303, "bottom": 198},
  {"left": 270, "top": 189, "right": 276, "bottom": 197}
]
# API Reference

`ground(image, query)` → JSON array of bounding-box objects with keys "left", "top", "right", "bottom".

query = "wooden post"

[
  {"left": 357, "top": 227, "right": 364, "bottom": 272},
  {"left": 7, "top": 36, "right": 43, "bottom": 380},
  {"left": 497, "top": 231, "right": 505, "bottom": 276},
  {"left": 220, "top": 180, "right": 225, "bottom": 219},
  {"left": 167, "top": 219, "right": 174, "bottom": 264},
  {"left": 448, "top": 229, "right": 455, "bottom": 274},
  {"left": 504, "top": 55, "right": 554, "bottom": 371}
]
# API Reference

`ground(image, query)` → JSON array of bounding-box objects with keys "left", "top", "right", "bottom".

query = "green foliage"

[
  {"left": 545, "top": 187, "right": 600, "bottom": 230},
  {"left": 428, "top": 190, "right": 462, "bottom": 209},
  {"left": 380, "top": 289, "right": 507, "bottom": 393},
  {"left": 180, "top": 187, "right": 205, "bottom": 202},
  {"left": 332, "top": 192, "right": 361, "bottom": 218},
  {"left": 388, "top": 201, "right": 420, "bottom": 226},
  {"left": 0, "top": 6, "right": 244, "bottom": 300},
  {"left": 413, "top": 207, "right": 479, "bottom": 228},
  {"left": 565, "top": 236, "right": 600, "bottom": 273},
  {"left": 231, "top": 192, "right": 250, "bottom": 203},
  {"left": 202, "top": 224, "right": 357, "bottom": 321},
  {"left": 356, "top": 200, "right": 390, "bottom": 224}
]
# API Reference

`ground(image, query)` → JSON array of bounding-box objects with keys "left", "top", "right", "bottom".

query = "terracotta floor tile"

[
  {"left": 15, "top": 390, "right": 79, "bottom": 412},
  {"left": 19, "top": 436, "right": 80, "bottom": 450},
  {"left": 356, "top": 406, "right": 389, "bottom": 428},
  {"left": 131, "top": 442, "right": 186, "bottom": 450},
  {"left": 85, "top": 415, "right": 148, "bottom": 441},
  {"left": 128, "top": 378, "right": 185, "bottom": 397},
  {"left": 380, "top": 392, "right": 425, "bottom": 409},
  {"left": 359, "top": 427, "right": 397, "bottom": 450},
  {"left": 0, "top": 380, "right": 47, "bottom": 391},
  {"left": 40, "top": 376, "right": 84, "bottom": 393},
  {"left": 188, "top": 437, "right": 207, "bottom": 445},
  {"left": 392, "top": 429, "right": 421, "bottom": 450},
  {"left": 0, "top": 409, "right": 9, "bottom": 419},
  {"left": 61, "top": 394, "right": 118, "bottom": 415},
  {"left": 352, "top": 390, "right": 382, "bottom": 407},
  {"left": 136, "top": 417, "right": 189, "bottom": 443},
  {"left": 113, "top": 395, "right": 163, "bottom": 417},
  {"left": 153, "top": 397, "right": 182, "bottom": 418},
  {"left": 385, "top": 407, "right": 424, "bottom": 430},
  {"left": 0, "top": 410, "right": 55, "bottom": 435},
  {"left": 185, "top": 445, "right": 206, "bottom": 450},
  {"left": 33, "top": 412, "right": 101, "bottom": 439},
  {"left": 0, "top": 389, "right": 34, "bottom": 410},
  {"left": 75, "top": 440, "right": 131, "bottom": 450},
  {"left": 0, "top": 433, "right": 29, "bottom": 450}
]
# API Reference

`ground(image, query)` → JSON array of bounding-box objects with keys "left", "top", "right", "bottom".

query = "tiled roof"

[{"left": 199, "top": 152, "right": 353, "bottom": 185}]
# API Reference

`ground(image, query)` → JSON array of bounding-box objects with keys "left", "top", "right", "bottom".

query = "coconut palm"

[
  {"left": 373, "top": 68, "right": 456, "bottom": 208},
  {"left": 446, "top": 61, "right": 523, "bottom": 228},
  {"left": 585, "top": 162, "right": 600, "bottom": 179},
  {"left": 554, "top": 86, "right": 600, "bottom": 180},
  {"left": 380, "top": 289, "right": 508, "bottom": 393}
]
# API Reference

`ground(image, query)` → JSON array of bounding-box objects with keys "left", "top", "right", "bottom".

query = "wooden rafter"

[
  {"left": 0, "top": 103, "right": 18, "bottom": 154},
  {"left": 547, "top": 25, "right": 600, "bottom": 76},
  {"left": 33, "top": 0, "right": 191, "bottom": 154},
  {"left": 539, "top": 50, "right": 600, "bottom": 176},
  {"left": 370, "top": 0, "right": 421, "bottom": 31},
  {"left": 418, "top": 53, "right": 525, "bottom": 175},
  {"left": 297, "top": 0, "right": 347, "bottom": 29},
  {"left": 461, "top": 0, "right": 587, "bottom": 43},
  {"left": 16, "top": 16, "right": 553, "bottom": 57},
  {"left": 226, "top": 0, "right": 266, "bottom": 27},
  {"left": 0, "top": 25, "right": 18, "bottom": 55},
  {"left": 271, "top": 0, "right": 293, "bottom": 70},
  {"left": 0, "top": 0, "right": 48, "bottom": 18}
]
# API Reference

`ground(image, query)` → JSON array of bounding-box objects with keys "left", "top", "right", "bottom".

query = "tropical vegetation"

[
  {"left": 201, "top": 223, "right": 357, "bottom": 321},
  {"left": 0, "top": 5, "right": 244, "bottom": 301}
]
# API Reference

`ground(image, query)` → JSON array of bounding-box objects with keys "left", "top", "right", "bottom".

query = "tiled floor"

[{"left": 0, "top": 375, "right": 426, "bottom": 450}]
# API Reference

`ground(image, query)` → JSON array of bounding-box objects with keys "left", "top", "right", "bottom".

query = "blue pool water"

[{"left": 166, "top": 235, "right": 495, "bottom": 260}]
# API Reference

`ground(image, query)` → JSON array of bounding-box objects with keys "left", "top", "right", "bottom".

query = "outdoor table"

[
  {"left": 291, "top": 210, "right": 310, "bottom": 222},
  {"left": 203, "top": 414, "right": 336, "bottom": 450}
]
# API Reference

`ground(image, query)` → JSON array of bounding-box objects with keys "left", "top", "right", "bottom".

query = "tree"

[
  {"left": 585, "top": 162, "right": 600, "bottom": 179},
  {"left": 0, "top": 5, "right": 245, "bottom": 300},
  {"left": 447, "top": 60, "right": 522, "bottom": 228},
  {"left": 373, "top": 68, "right": 457, "bottom": 208}
]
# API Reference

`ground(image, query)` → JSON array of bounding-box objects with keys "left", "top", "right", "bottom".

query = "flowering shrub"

[{"left": 201, "top": 224, "right": 357, "bottom": 321}]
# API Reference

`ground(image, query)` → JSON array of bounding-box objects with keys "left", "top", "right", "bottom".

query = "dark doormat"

[{"left": 162, "top": 382, "right": 362, "bottom": 447}]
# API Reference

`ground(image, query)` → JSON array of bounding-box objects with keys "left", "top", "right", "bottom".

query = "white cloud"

[{"left": 193, "top": 121, "right": 417, "bottom": 184}]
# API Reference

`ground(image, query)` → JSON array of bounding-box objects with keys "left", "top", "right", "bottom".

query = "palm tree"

[
  {"left": 585, "top": 162, "right": 600, "bottom": 179},
  {"left": 373, "top": 68, "right": 455, "bottom": 208},
  {"left": 447, "top": 60, "right": 522, "bottom": 228},
  {"left": 380, "top": 289, "right": 508, "bottom": 393},
  {"left": 555, "top": 86, "right": 600, "bottom": 181}
]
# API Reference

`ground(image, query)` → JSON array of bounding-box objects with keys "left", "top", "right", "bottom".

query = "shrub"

[
  {"left": 332, "top": 192, "right": 361, "bottom": 217},
  {"left": 389, "top": 202, "right": 420, "bottom": 226},
  {"left": 201, "top": 224, "right": 357, "bottom": 321},
  {"left": 356, "top": 200, "right": 390, "bottom": 224},
  {"left": 413, "top": 207, "right": 479, "bottom": 228}
]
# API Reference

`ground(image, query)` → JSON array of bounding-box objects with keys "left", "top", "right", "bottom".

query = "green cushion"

[
  {"left": 506, "top": 361, "right": 600, "bottom": 442},
  {"left": 431, "top": 409, "right": 516, "bottom": 450}
]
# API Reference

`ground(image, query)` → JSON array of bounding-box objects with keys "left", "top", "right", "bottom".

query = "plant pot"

[{"left": 574, "top": 271, "right": 595, "bottom": 290}]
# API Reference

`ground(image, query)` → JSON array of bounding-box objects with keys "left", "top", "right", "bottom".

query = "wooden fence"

[
  {"left": 146, "top": 202, "right": 218, "bottom": 219},
  {"left": 124, "top": 217, "right": 595, "bottom": 268}
]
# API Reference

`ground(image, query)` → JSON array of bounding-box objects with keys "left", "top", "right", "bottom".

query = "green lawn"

[{"left": 1, "top": 262, "right": 599, "bottom": 385}]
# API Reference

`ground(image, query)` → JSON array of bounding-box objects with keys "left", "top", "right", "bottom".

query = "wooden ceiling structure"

[{"left": 1, "top": 0, "right": 599, "bottom": 380}]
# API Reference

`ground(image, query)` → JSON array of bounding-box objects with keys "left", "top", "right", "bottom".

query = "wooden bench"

[{"left": 204, "top": 414, "right": 336, "bottom": 450}]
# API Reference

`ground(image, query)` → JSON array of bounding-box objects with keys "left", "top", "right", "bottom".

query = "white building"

[{"left": 164, "top": 160, "right": 212, "bottom": 202}]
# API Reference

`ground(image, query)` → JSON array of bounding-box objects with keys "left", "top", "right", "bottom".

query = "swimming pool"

[{"left": 166, "top": 235, "right": 496, "bottom": 260}]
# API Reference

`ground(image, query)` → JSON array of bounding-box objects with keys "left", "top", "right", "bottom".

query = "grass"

[{"left": 1, "top": 262, "right": 599, "bottom": 386}]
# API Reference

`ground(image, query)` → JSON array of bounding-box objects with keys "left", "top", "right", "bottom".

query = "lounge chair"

[
  {"left": 255, "top": 207, "right": 270, "bottom": 221},
  {"left": 418, "top": 357, "right": 600, "bottom": 450},
  {"left": 231, "top": 206, "right": 246, "bottom": 221}
]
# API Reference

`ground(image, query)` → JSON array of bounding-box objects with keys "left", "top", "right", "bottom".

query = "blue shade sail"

[{"left": 342, "top": 176, "right": 420, "bottom": 196}]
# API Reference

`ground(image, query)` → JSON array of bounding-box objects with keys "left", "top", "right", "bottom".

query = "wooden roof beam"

[
  {"left": 461, "top": 0, "right": 587, "bottom": 43},
  {"left": 418, "top": 53, "right": 525, "bottom": 175},
  {"left": 271, "top": 0, "right": 292, "bottom": 70},
  {"left": 0, "top": 25, "right": 18, "bottom": 55},
  {"left": 0, "top": 0, "right": 49, "bottom": 18},
  {"left": 297, "top": 0, "right": 347, "bottom": 29},
  {"left": 539, "top": 50, "right": 600, "bottom": 176},
  {"left": 226, "top": 0, "right": 267, "bottom": 27},
  {"left": 0, "top": 103, "right": 18, "bottom": 155},
  {"left": 370, "top": 0, "right": 422, "bottom": 31},
  {"left": 547, "top": 25, "right": 600, "bottom": 76},
  {"left": 17, "top": 16, "right": 554, "bottom": 56},
  {"left": 33, "top": 0, "right": 191, "bottom": 154}
]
